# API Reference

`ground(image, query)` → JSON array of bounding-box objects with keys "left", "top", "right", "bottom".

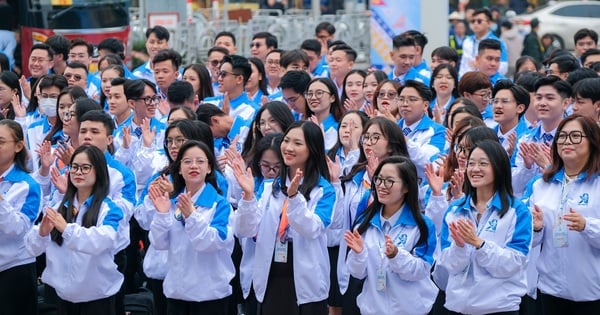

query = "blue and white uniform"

[
  {"left": 459, "top": 31, "right": 509, "bottom": 78},
  {"left": 438, "top": 193, "right": 532, "bottom": 314},
  {"left": 399, "top": 115, "right": 445, "bottom": 179},
  {"left": 346, "top": 204, "right": 438, "bottom": 315},
  {"left": 25, "top": 196, "right": 124, "bottom": 302},
  {"left": 132, "top": 61, "right": 156, "bottom": 84},
  {"left": 149, "top": 184, "right": 235, "bottom": 302},
  {"left": 512, "top": 124, "right": 556, "bottom": 197}
]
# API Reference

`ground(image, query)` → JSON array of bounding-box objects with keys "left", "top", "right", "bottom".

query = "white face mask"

[{"left": 39, "top": 98, "right": 58, "bottom": 117}]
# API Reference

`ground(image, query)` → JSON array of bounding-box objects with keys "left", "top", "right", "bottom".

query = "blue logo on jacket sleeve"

[
  {"left": 485, "top": 219, "right": 498, "bottom": 232},
  {"left": 396, "top": 234, "right": 408, "bottom": 247},
  {"left": 579, "top": 193, "right": 589, "bottom": 206}
]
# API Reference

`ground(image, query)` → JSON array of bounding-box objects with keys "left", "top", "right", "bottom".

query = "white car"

[{"left": 511, "top": 0, "right": 600, "bottom": 50}]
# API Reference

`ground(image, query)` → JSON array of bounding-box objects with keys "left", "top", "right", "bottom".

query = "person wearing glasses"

[
  {"left": 64, "top": 62, "right": 92, "bottom": 96},
  {"left": 264, "top": 49, "right": 283, "bottom": 95},
  {"left": 0, "top": 120, "right": 42, "bottom": 315},
  {"left": 439, "top": 140, "right": 532, "bottom": 315},
  {"left": 148, "top": 140, "right": 234, "bottom": 314},
  {"left": 458, "top": 71, "right": 495, "bottom": 128},
  {"left": 232, "top": 121, "right": 335, "bottom": 315},
  {"left": 305, "top": 77, "right": 344, "bottom": 151},
  {"left": 345, "top": 156, "right": 437, "bottom": 315},
  {"left": 250, "top": 32, "right": 278, "bottom": 63},
  {"left": 458, "top": 8, "right": 508, "bottom": 78},
  {"left": 206, "top": 46, "right": 230, "bottom": 97},
  {"left": 397, "top": 80, "right": 446, "bottom": 180},
  {"left": 68, "top": 38, "right": 103, "bottom": 100},
  {"left": 523, "top": 115, "right": 600, "bottom": 314},
  {"left": 512, "top": 76, "right": 572, "bottom": 197}
]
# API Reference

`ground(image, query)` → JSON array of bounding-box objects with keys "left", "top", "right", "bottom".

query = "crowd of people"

[{"left": 1, "top": 4, "right": 600, "bottom": 315}]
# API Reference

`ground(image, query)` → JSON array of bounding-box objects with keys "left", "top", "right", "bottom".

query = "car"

[{"left": 511, "top": 0, "right": 600, "bottom": 51}]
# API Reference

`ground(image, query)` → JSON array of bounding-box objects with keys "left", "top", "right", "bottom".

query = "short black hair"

[
  {"left": 280, "top": 49, "right": 309, "bottom": 68},
  {"left": 399, "top": 80, "right": 433, "bottom": 102},
  {"left": 31, "top": 43, "right": 55, "bottom": 59},
  {"left": 315, "top": 21, "right": 335, "bottom": 35},
  {"left": 69, "top": 38, "right": 93, "bottom": 56},
  {"left": 300, "top": 39, "right": 321, "bottom": 56},
  {"left": 431, "top": 46, "right": 459, "bottom": 64},
  {"left": 478, "top": 38, "right": 502, "bottom": 54},
  {"left": 124, "top": 78, "right": 157, "bottom": 100},
  {"left": 582, "top": 48, "right": 600, "bottom": 67},
  {"left": 328, "top": 40, "right": 348, "bottom": 49},
  {"left": 152, "top": 49, "right": 182, "bottom": 70},
  {"left": 45, "top": 35, "right": 69, "bottom": 60},
  {"left": 401, "top": 30, "right": 428, "bottom": 50},
  {"left": 98, "top": 38, "right": 125, "bottom": 60},
  {"left": 566, "top": 68, "right": 598, "bottom": 86},
  {"left": 80, "top": 109, "right": 115, "bottom": 135},
  {"left": 534, "top": 75, "right": 572, "bottom": 99},
  {"left": 146, "top": 25, "right": 170, "bottom": 41},
  {"left": 208, "top": 46, "right": 230, "bottom": 57},
  {"left": 573, "top": 78, "right": 600, "bottom": 103},
  {"left": 392, "top": 35, "right": 416, "bottom": 50},
  {"left": 331, "top": 44, "right": 357, "bottom": 62},
  {"left": 214, "top": 31, "right": 236, "bottom": 46},
  {"left": 111, "top": 77, "right": 127, "bottom": 87},
  {"left": 515, "top": 71, "right": 543, "bottom": 92},
  {"left": 38, "top": 74, "right": 68, "bottom": 92},
  {"left": 492, "top": 79, "right": 530, "bottom": 118},
  {"left": 574, "top": 28, "right": 598, "bottom": 45},
  {"left": 66, "top": 61, "right": 88, "bottom": 73},
  {"left": 472, "top": 7, "right": 493, "bottom": 21},
  {"left": 196, "top": 103, "right": 226, "bottom": 125},
  {"left": 549, "top": 54, "right": 580, "bottom": 74},
  {"left": 167, "top": 80, "right": 195, "bottom": 105},
  {"left": 222, "top": 55, "right": 252, "bottom": 85},
  {"left": 252, "top": 32, "right": 278, "bottom": 49},
  {"left": 279, "top": 70, "right": 311, "bottom": 93}
]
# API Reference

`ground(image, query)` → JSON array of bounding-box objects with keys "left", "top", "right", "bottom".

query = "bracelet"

[
  {"left": 288, "top": 192, "right": 298, "bottom": 198},
  {"left": 476, "top": 240, "right": 486, "bottom": 250}
]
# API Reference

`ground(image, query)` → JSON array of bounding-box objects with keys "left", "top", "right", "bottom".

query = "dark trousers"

[
  {"left": 341, "top": 276, "right": 364, "bottom": 315},
  {"left": 167, "top": 296, "right": 230, "bottom": 315},
  {"left": 57, "top": 295, "right": 116, "bottom": 315},
  {"left": 0, "top": 262, "right": 37, "bottom": 315},
  {"left": 540, "top": 292, "right": 600, "bottom": 315},
  {"left": 114, "top": 248, "right": 127, "bottom": 315},
  {"left": 519, "top": 293, "right": 543, "bottom": 315},
  {"left": 148, "top": 278, "right": 168, "bottom": 315},
  {"left": 449, "top": 311, "right": 518, "bottom": 315}
]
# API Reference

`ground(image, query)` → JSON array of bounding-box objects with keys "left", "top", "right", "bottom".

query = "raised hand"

[
  {"left": 12, "top": 93, "right": 26, "bottom": 118},
  {"left": 363, "top": 103, "right": 378, "bottom": 119},
  {"left": 19, "top": 75, "right": 31, "bottom": 100},
  {"left": 141, "top": 117, "right": 156, "bottom": 148},
  {"left": 343, "top": 98, "right": 360, "bottom": 112},
  {"left": 532, "top": 204, "right": 544, "bottom": 231},
  {"left": 148, "top": 185, "right": 171, "bottom": 213},
  {"left": 448, "top": 221, "right": 466, "bottom": 247},
  {"left": 366, "top": 151, "right": 379, "bottom": 179},
  {"left": 455, "top": 218, "right": 482, "bottom": 247},
  {"left": 37, "top": 140, "right": 53, "bottom": 176},
  {"left": 518, "top": 142, "right": 535, "bottom": 169},
  {"left": 564, "top": 208, "right": 586, "bottom": 232},
  {"left": 232, "top": 162, "right": 255, "bottom": 200},
  {"left": 50, "top": 167, "right": 68, "bottom": 194},
  {"left": 425, "top": 163, "right": 444, "bottom": 196},
  {"left": 122, "top": 126, "right": 132, "bottom": 149},
  {"left": 326, "top": 155, "right": 341, "bottom": 183},
  {"left": 176, "top": 192, "right": 196, "bottom": 218},
  {"left": 46, "top": 208, "right": 67, "bottom": 233},
  {"left": 449, "top": 169, "right": 464, "bottom": 200},
  {"left": 222, "top": 92, "right": 231, "bottom": 115},
  {"left": 287, "top": 169, "right": 303, "bottom": 197},
  {"left": 54, "top": 142, "right": 74, "bottom": 167},
  {"left": 39, "top": 209, "right": 55, "bottom": 236},
  {"left": 157, "top": 98, "right": 170, "bottom": 115},
  {"left": 505, "top": 132, "right": 517, "bottom": 157},
  {"left": 344, "top": 229, "right": 364, "bottom": 253}
]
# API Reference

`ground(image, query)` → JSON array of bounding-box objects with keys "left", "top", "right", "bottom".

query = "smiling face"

[
  {"left": 374, "top": 163, "right": 408, "bottom": 208},
  {"left": 556, "top": 120, "right": 590, "bottom": 167},
  {"left": 179, "top": 146, "right": 211, "bottom": 187},
  {"left": 398, "top": 87, "right": 428, "bottom": 126},
  {"left": 258, "top": 109, "right": 283, "bottom": 136},
  {"left": 0, "top": 125, "right": 23, "bottom": 169},
  {"left": 432, "top": 68, "right": 455, "bottom": 97},
  {"left": 306, "top": 81, "right": 334, "bottom": 117},
  {"left": 69, "top": 151, "right": 96, "bottom": 192},
  {"left": 466, "top": 147, "right": 494, "bottom": 191},
  {"left": 534, "top": 85, "right": 568, "bottom": 125},
  {"left": 146, "top": 33, "right": 169, "bottom": 60},
  {"left": 492, "top": 89, "right": 524, "bottom": 126},
  {"left": 281, "top": 127, "right": 309, "bottom": 170},
  {"left": 108, "top": 84, "right": 129, "bottom": 118},
  {"left": 363, "top": 73, "right": 379, "bottom": 104},
  {"left": 362, "top": 124, "right": 391, "bottom": 160}
]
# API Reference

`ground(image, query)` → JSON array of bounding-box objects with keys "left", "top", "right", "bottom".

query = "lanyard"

[{"left": 277, "top": 198, "right": 290, "bottom": 242}]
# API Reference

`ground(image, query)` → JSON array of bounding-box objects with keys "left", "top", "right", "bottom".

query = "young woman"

[
  {"left": 370, "top": 80, "right": 401, "bottom": 121},
  {"left": 345, "top": 156, "right": 437, "bottom": 315},
  {"left": 149, "top": 140, "right": 234, "bottom": 314},
  {"left": 246, "top": 57, "right": 269, "bottom": 104},
  {"left": 232, "top": 121, "right": 335, "bottom": 315},
  {"left": 241, "top": 101, "right": 294, "bottom": 163},
  {"left": 430, "top": 64, "right": 459, "bottom": 124},
  {"left": 0, "top": 71, "right": 24, "bottom": 121},
  {"left": 183, "top": 63, "right": 214, "bottom": 103},
  {"left": 438, "top": 140, "right": 532, "bottom": 315},
  {"left": 26, "top": 145, "right": 123, "bottom": 315},
  {"left": 362, "top": 70, "right": 387, "bottom": 107},
  {"left": 340, "top": 70, "right": 367, "bottom": 111},
  {"left": 100, "top": 64, "right": 125, "bottom": 110},
  {"left": 167, "top": 105, "right": 197, "bottom": 124},
  {"left": 328, "top": 110, "right": 369, "bottom": 176},
  {"left": 305, "top": 77, "right": 344, "bottom": 151},
  {"left": 0, "top": 120, "right": 42, "bottom": 315},
  {"left": 524, "top": 115, "right": 600, "bottom": 314},
  {"left": 44, "top": 86, "right": 88, "bottom": 147},
  {"left": 457, "top": 72, "right": 494, "bottom": 127}
]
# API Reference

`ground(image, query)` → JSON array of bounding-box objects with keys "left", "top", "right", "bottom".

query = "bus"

[{"left": 16, "top": 0, "right": 130, "bottom": 76}]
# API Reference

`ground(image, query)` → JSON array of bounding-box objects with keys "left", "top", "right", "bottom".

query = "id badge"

[
  {"left": 376, "top": 267, "right": 386, "bottom": 291},
  {"left": 553, "top": 216, "right": 568, "bottom": 248},
  {"left": 274, "top": 241, "right": 288, "bottom": 263}
]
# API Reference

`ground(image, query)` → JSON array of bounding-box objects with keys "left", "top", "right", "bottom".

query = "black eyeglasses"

[
  {"left": 454, "top": 144, "right": 472, "bottom": 154},
  {"left": 209, "top": 59, "right": 222, "bottom": 67},
  {"left": 217, "top": 70, "right": 242, "bottom": 79},
  {"left": 361, "top": 134, "right": 381, "bottom": 145},
  {"left": 70, "top": 163, "right": 93, "bottom": 174},
  {"left": 64, "top": 73, "right": 83, "bottom": 82},
  {"left": 250, "top": 42, "right": 262, "bottom": 48},
  {"left": 556, "top": 131, "right": 587, "bottom": 144},
  {"left": 133, "top": 95, "right": 160, "bottom": 106},
  {"left": 61, "top": 111, "right": 77, "bottom": 121},
  {"left": 373, "top": 176, "right": 398, "bottom": 189},
  {"left": 260, "top": 161, "right": 281, "bottom": 174}
]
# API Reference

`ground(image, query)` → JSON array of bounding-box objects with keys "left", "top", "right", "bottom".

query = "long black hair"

[
  {"left": 248, "top": 57, "right": 269, "bottom": 97},
  {"left": 250, "top": 132, "right": 284, "bottom": 183},
  {"left": 462, "top": 140, "right": 513, "bottom": 218},
  {"left": 277, "top": 121, "right": 330, "bottom": 200},
  {"left": 163, "top": 119, "right": 214, "bottom": 169},
  {"left": 44, "top": 86, "right": 87, "bottom": 144},
  {"left": 327, "top": 110, "right": 369, "bottom": 161},
  {"left": 169, "top": 140, "right": 221, "bottom": 197},
  {"left": 354, "top": 156, "right": 429, "bottom": 249},
  {"left": 242, "top": 101, "right": 294, "bottom": 160},
  {"left": 51, "top": 145, "right": 110, "bottom": 245},
  {"left": 0, "top": 119, "right": 29, "bottom": 173},
  {"left": 0, "top": 71, "right": 22, "bottom": 120},
  {"left": 183, "top": 63, "right": 214, "bottom": 101}
]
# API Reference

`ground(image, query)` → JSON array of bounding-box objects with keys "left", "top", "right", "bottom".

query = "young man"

[
  {"left": 581, "top": 48, "right": 600, "bottom": 69},
  {"left": 430, "top": 46, "right": 459, "bottom": 72},
  {"left": 573, "top": 28, "right": 598, "bottom": 61},
  {"left": 152, "top": 48, "right": 182, "bottom": 99},
  {"left": 214, "top": 31, "right": 237, "bottom": 55},
  {"left": 133, "top": 26, "right": 170, "bottom": 83},
  {"left": 280, "top": 49, "right": 309, "bottom": 72},
  {"left": 315, "top": 21, "right": 335, "bottom": 57},
  {"left": 250, "top": 32, "right": 277, "bottom": 62},
  {"left": 512, "top": 76, "right": 571, "bottom": 196},
  {"left": 167, "top": 80, "right": 196, "bottom": 110},
  {"left": 63, "top": 62, "right": 89, "bottom": 91},
  {"left": 68, "top": 38, "right": 102, "bottom": 100},
  {"left": 207, "top": 46, "right": 229, "bottom": 96},
  {"left": 97, "top": 37, "right": 135, "bottom": 78},
  {"left": 196, "top": 103, "right": 246, "bottom": 156},
  {"left": 476, "top": 39, "right": 507, "bottom": 84},
  {"left": 459, "top": 8, "right": 508, "bottom": 77},
  {"left": 301, "top": 39, "right": 329, "bottom": 78},
  {"left": 45, "top": 34, "right": 69, "bottom": 75},
  {"left": 22, "top": 44, "right": 54, "bottom": 99},
  {"left": 203, "top": 55, "right": 256, "bottom": 146},
  {"left": 329, "top": 44, "right": 356, "bottom": 97},
  {"left": 547, "top": 54, "right": 580, "bottom": 81},
  {"left": 388, "top": 36, "right": 417, "bottom": 84},
  {"left": 264, "top": 49, "right": 283, "bottom": 94},
  {"left": 571, "top": 77, "right": 600, "bottom": 122},
  {"left": 400, "top": 30, "right": 431, "bottom": 85},
  {"left": 108, "top": 77, "right": 134, "bottom": 144},
  {"left": 280, "top": 70, "right": 311, "bottom": 120},
  {"left": 26, "top": 74, "right": 67, "bottom": 173},
  {"left": 491, "top": 79, "right": 530, "bottom": 165}
]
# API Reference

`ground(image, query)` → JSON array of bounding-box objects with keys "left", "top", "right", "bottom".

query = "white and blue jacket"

[
  {"left": 459, "top": 31, "right": 509, "bottom": 78},
  {"left": 25, "top": 196, "right": 124, "bottom": 302},
  {"left": 438, "top": 193, "right": 532, "bottom": 314},
  {"left": 493, "top": 118, "right": 529, "bottom": 167},
  {"left": 132, "top": 61, "right": 156, "bottom": 84},
  {"left": 512, "top": 124, "right": 556, "bottom": 197},
  {"left": 0, "top": 165, "right": 42, "bottom": 272},
  {"left": 346, "top": 204, "right": 438, "bottom": 315},
  {"left": 234, "top": 176, "right": 336, "bottom": 304},
  {"left": 399, "top": 115, "right": 445, "bottom": 179},
  {"left": 322, "top": 113, "right": 339, "bottom": 151},
  {"left": 524, "top": 169, "right": 600, "bottom": 302},
  {"left": 150, "top": 184, "right": 235, "bottom": 302}
]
